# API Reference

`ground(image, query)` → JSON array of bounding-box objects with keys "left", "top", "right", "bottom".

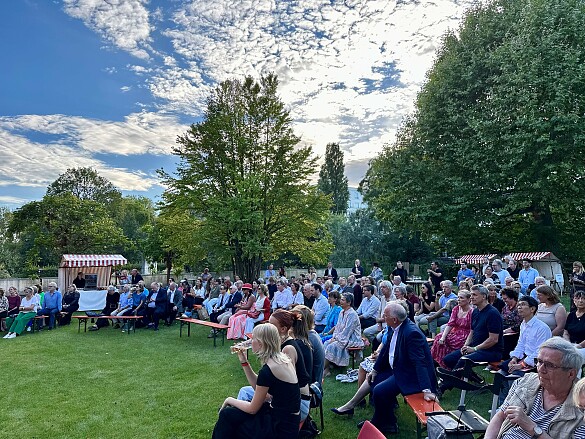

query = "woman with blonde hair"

[{"left": 213, "top": 323, "right": 300, "bottom": 439}]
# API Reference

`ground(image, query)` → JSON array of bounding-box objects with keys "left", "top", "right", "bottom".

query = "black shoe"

[
  {"left": 469, "top": 371, "right": 486, "bottom": 385},
  {"left": 331, "top": 407, "right": 354, "bottom": 416},
  {"left": 438, "top": 367, "right": 463, "bottom": 378}
]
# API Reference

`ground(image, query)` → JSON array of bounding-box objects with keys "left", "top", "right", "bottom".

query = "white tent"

[{"left": 58, "top": 254, "right": 127, "bottom": 311}]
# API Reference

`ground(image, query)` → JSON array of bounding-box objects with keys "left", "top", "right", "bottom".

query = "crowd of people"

[{"left": 5, "top": 258, "right": 585, "bottom": 438}]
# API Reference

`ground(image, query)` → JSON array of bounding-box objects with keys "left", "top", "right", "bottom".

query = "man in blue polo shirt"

[
  {"left": 37, "top": 282, "right": 62, "bottom": 330},
  {"left": 456, "top": 262, "right": 475, "bottom": 285}
]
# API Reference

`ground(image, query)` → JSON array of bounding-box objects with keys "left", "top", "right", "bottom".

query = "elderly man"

[
  {"left": 441, "top": 284, "right": 503, "bottom": 385},
  {"left": 272, "top": 279, "right": 293, "bottom": 310},
  {"left": 492, "top": 259, "right": 509, "bottom": 287},
  {"left": 370, "top": 262, "right": 384, "bottom": 285},
  {"left": 130, "top": 268, "right": 143, "bottom": 285},
  {"left": 37, "top": 282, "right": 62, "bottom": 330},
  {"left": 352, "top": 259, "right": 365, "bottom": 279},
  {"left": 302, "top": 283, "right": 315, "bottom": 308},
  {"left": 363, "top": 281, "right": 394, "bottom": 344},
  {"left": 144, "top": 282, "right": 167, "bottom": 330},
  {"left": 530, "top": 277, "right": 547, "bottom": 300},
  {"left": 356, "top": 285, "right": 381, "bottom": 329},
  {"left": 358, "top": 302, "right": 438, "bottom": 434},
  {"left": 485, "top": 337, "right": 585, "bottom": 439}
]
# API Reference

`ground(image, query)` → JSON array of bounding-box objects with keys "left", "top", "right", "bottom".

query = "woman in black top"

[
  {"left": 391, "top": 261, "right": 408, "bottom": 283},
  {"left": 270, "top": 309, "right": 312, "bottom": 422},
  {"left": 563, "top": 291, "right": 585, "bottom": 349},
  {"left": 214, "top": 323, "right": 300, "bottom": 439}
]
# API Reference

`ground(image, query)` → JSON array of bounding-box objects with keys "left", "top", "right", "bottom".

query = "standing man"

[
  {"left": 370, "top": 263, "right": 384, "bottom": 285},
  {"left": 352, "top": 259, "right": 365, "bottom": 279},
  {"left": 519, "top": 259, "right": 540, "bottom": 294},
  {"left": 264, "top": 264, "right": 276, "bottom": 281},
  {"left": 457, "top": 262, "right": 474, "bottom": 284},
  {"left": 324, "top": 261, "right": 338, "bottom": 283},
  {"left": 356, "top": 285, "right": 381, "bottom": 329},
  {"left": 72, "top": 272, "right": 86, "bottom": 289},
  {"left": 37, "top": 282, "right": 62, "bottom": 330},
  {"left": 312, "top": 283, "right": 329, "bottom": 333},
  {"left": 427, "top": 261, "right": 444, "bottom": 294},
  {"left": 358, "top": 303, "right": 438, "bottom": 434}
]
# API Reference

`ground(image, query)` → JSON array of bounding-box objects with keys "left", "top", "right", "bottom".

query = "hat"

[{"left": 242, "top": 283, "right": 253, "bottom": 291}]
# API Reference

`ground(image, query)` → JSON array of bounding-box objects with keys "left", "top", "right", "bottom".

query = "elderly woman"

[
  {"left": 59, "top": 284, "right": 80, "bottom": 325},
  {"left": 480, "top": 266, "right": 499, "bottom": 284},
  {"left": 3, "top": 287, "right": 39, "bottom": 339},
  {"left": 213, "top": 323, "right": 300, "bottom": 439},
  {"left": 323, "top": 292, "right": 364, "bottom": 377},
  {"left": 320, "top": 290, "right": 342, "bottom": 342},
  {"left": 487, "top": 284, "right": 505, "bottom": 313},
  {"left": 535, "top": 285, "right": 567, "bottom": 336},
  {"left": 431, "top": 290, "right": 473, "bottom": 368}
]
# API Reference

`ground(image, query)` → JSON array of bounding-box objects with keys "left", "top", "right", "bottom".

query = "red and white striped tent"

[
  {"left": 456, "top": 252, "right": 564, "bottom": 290},
  {"left": 58, "top": 254, "right": 127, "bottom": 293}
]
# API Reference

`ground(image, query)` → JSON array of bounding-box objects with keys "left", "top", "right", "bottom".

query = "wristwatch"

[{"left": 532, "top": 425, "right": 543, "bottom": 438}]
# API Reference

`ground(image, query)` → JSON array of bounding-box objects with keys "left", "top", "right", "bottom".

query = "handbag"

[
  {"left": 196, "top": 307, "right": 210, "bottom": 321},
  {"left": 426, "top": 414, "right": 474, "bottom": 439}
]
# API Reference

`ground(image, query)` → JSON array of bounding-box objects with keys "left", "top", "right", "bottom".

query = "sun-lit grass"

[{"left": 0, "top": 317, "right": 498, "bottom": 438}]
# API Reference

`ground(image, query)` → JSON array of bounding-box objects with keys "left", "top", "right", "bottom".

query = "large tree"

[
  {"left": 160, "top": 73, "right": 332, "bottom": 281},
  {"left": 318, "top": 142, "right": 349, "bottom": 214},
  {"left": 46, "top": 167, "right": 122, "bottom": 205},
  {"left": 363, "top": 0, "right": 585, "bottom": 259}
]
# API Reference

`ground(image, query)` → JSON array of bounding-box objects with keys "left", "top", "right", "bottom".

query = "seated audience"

[
  {"left": 293, "top": 305, "right": 325, "bottom": 386},
  {"left": 4, "top": 287, "right": 39, "bottom": 338},
  {"left": 227, "top": 283, "right": 259, "bottom": 340},
  {"left": 59, "top": 284, "right": 80, "bottom": 326},
  {"left": 487, "top": 284, "right": 505, "bottom": 313},
  {"left": 213, "top": 323, "right": 300, "bottom": 439},
  {"left": 311, "top": 283, "right": 329, "bottom": 333},
  {"left": 180, "top": 280, "right": 195, "bottom": 318},
  {"left": 363, "top": 281, "right": 393, "bottom": 347},
  {"left": 192, "top": 278, "right": 206, "bottom": 306},
  {"left": 319, "top": 290, "right": 341, "bottom": 342},
  {"left": 571, "top": 261, "right": 585, "bottom": 312},
  {"left": 239, "top": 284, "right": 271, "bottom": 335},
  {"left": 202, "top": 278, "right": 221, "bottom": 315},
  {"left": 0, "top": 288, "right": 8, "bottom": 331},
  {"left": 111, "top": 285, "right": 133, "bottom": 329},
  {"left": 144, "top": 282, "right": 167, "bottom": 330},
  {"left": 485, "top": 337, "right": 585, "bottom": 438},
  {"left": 271, "top": 279, "right": 293, "bottom": 310},
  {"left": 290, "top": 282, "right": 304, "bottom": 308},
  {"left": 431, "top": 290, "right": 473, "bottom": 368},
  {"left": 165, "top": 282, "right": 182, "bottom": 325},
  {"left": 416, "top": 280, "right": 457, "bottom": 339},
  {"left": 323, "top": 292, "right": 364, "bottom": 377},
  {"left": 535, "top": 285, "right": 567, "bottom": 336},
  {"left": 89, "top": 285, "right": 120, "bottom": 331},
  {"left": 480, "top": 266, "right": 499, "bottom": 284},
  {"left": 415, "top": 281, "right": 436, "bottom": 329},
  {"left": 441, "top": 285, "right": 503, "bottom": 387},
  {"left": 208, "top": 285, "right": 231, "bottom": 325},
  {"left": 6, "top": 286, "right": 21, "bottom": 318}
]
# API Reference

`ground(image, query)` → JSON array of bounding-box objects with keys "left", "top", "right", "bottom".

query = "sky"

[{"left": 0, "top": 0, "right": 475, "bottom": 209}]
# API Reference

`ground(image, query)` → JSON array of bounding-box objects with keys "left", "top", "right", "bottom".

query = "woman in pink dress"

[
  {"left": 227, "top": 283, "right": 256, "bottom": 340},
  {"left": 431, "top": 290, "right": 473, "bottom": 368}
]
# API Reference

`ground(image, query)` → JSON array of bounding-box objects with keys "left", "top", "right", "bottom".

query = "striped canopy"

[
  {"left": 455, "top": 252, "right": 557, "bottom": 264},
  {"left": 60, "top": 254, "right": 127, "bottom": 268}
]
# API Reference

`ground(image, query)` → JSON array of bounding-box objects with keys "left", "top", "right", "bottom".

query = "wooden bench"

[
  {"left": 178, "top": 318, "right": 228, "bottom": 347},
  {"left": 72, "top": 315, "right": 144, "bottom": 334},
  {"left": 348, "top": 338, "right": 370, "bottom": 369},
  {"left": 404, "top": 392, "right": 445, "bottom": 439}
]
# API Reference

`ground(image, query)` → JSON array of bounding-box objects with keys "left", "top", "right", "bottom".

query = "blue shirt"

[
  {"left": 357, "top": 295, "right": 381, "bottom": 320},
  {"left": 519, "top": 268, "right": 539, "bottom": 293},
  {"left": 439, "top": 292, "right": 457, "bottom": 318},
  {"left": 43, "top": 291, "right": 62, "bottom": 311},
  {"left": 457, "top": 268, "right": 474, "bottom": 284},
  {"left": 132, "top": 291, "right": 146, "bottom": 308},
  {"left": 119, "top": 292, "right": 132, "bottom": 309}
]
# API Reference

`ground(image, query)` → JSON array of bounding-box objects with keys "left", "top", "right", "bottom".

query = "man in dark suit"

[
  {"left": 144, "top": 282, "right": 167, "bottom": 331},
  {"left": 358, "top": 302, "right": 438, "bottom": 434},
  {"left": 324, "top": 261, "right": 338, "bottom": 283}
]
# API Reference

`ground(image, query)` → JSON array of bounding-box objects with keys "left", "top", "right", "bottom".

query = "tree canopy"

[
  {"left": 362, "top": 0, "right": 585, "bottom": 259},
  {"left": 160, "top": 73, "right": 332, "bottom": 281},
  {"left": 318, "top": 142, "right": 349, "bottom": 214},
  {"left": 46, "top": 167, "right": 122, "bottom": 205}
]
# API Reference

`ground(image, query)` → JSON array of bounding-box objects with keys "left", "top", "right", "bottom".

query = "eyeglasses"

[{"left": 535, "top": 358, "right": 571, "bottom": 371}]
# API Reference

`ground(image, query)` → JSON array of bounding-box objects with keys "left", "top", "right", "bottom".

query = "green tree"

[
  {"left": 363, "top": 0, "right": 585, "bottom": 259},
  {"left": 112, "top": 196, "right": 156, "bottom": 264},
  {"left": 46, "top": 167, "right": 121, "bottom": 205},
  {"left": 159, "top": 73, "right": 333, "bottom": 281},
  {"left": 318, "top": 142, "right": 349, "bottom": 214}
]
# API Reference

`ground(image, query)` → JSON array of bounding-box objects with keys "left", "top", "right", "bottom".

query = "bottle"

[{"left": 230, "top": 338, "right": 252, "bottom": 354}]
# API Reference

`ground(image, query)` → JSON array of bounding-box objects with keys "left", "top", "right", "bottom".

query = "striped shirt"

[{"left": 499, "top": 382, "right": 585, "bottom": 439}]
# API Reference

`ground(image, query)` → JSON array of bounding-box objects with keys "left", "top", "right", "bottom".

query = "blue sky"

[{"left": 0, "top": 0, "right": 473, "bottom": 209}]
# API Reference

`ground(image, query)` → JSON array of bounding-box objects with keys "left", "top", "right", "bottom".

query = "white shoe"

[
  {"left": 26, "top": 326, "right": 32, "bottom": 332},
  {"left": 347, "top": 369, "right": 358, "bottom": 377},
  {"left": 341, "top": 375, "right": 359, "bottom": 383},
  {"left": 336, "top": 374, "right": 348, "bottom": 381},
  {"left": 3, "top": 333, "right": 10, "bottom": 339},
  {"left": 7, "top": 333, "right": 16, "bottom": 339}
]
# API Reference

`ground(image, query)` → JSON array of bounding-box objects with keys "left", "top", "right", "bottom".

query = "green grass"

[{"left": 0, "top": 318, "right": 498, "bottom": 439}]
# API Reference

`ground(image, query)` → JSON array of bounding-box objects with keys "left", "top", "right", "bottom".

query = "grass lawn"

[{"left": 0, "top": 318, "right": 495, "bottom": 439}]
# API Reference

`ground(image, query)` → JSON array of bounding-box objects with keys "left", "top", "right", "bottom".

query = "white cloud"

[
  {"left": 0, "top": 196, "right": 30, "bottom": 206},
  {"left": 63, "top": 0, "right": 153, "bottom": 59}
]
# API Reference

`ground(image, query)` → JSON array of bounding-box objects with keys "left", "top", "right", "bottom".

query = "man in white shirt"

[
  {"left": 311, "top": 283, "right": 329, "bottom": 333},
  {"left": 271, "top": 279, "right": 293, "bottom": 310},
  {"left": 496, "top": 295, "right": 551, "bottom": 404},
  {"left": 363, "top": 281, "right": 393, "bottom": 345},
  {"left": 357, "top": 285, "right": 381, "bottom": 329}
]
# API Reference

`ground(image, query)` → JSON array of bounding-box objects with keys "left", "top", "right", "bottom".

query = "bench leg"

[
  {"left": 77, "top": 319, "right": 82, "bottom": 333},
  {"left": 416, "top": 419, "right": 423, "bottom": 439},
  {"left": 213, "top": 329, "right": 217, "bottom": 347},
  {"left": 179, "top": 320, "right": 183, "bottom": 337}
]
